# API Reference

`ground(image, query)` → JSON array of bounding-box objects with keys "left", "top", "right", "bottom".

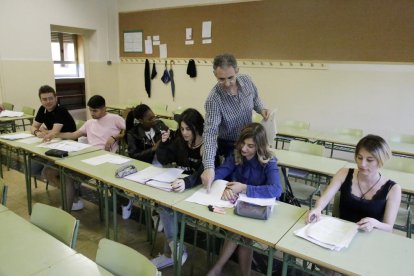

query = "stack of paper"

[
  {"left": 294, "top": 216, "right": 358, "bottom": 251},
  {"left": 81, "top": 154, "right": 131, "bottom": 165},
  {"left": 0, "top": 110, "right": 24, "bottom": 117},
  {"left": 124, "top": 166, "right": 184, "bottom": 192},
  {"left": 0, "top": 133, "right": 33, "bottom": 140},
  {"left": 37, "top": 140, "right": 92, "bottom": 152},
  {"left": 185, "top": 180, "right": 234, "bottom": 208}
]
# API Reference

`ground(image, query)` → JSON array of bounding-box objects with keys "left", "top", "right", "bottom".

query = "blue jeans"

[{"left": 159, "top": 206, "right": 182, "bottom": 244}]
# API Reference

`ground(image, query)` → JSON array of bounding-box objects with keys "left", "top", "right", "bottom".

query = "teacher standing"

[{"left": 201, "top": 53, "right": 269, "bottom": 191}]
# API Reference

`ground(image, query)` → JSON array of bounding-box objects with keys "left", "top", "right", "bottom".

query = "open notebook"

[
  {"left": 294, "top": 216, "right": 358, "bottom": 251},
  {"left": 124, "top": 166, "right": 184, "bottom": 191}
]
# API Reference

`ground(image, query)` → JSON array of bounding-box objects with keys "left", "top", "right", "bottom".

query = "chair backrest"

[
  {"left": 289, "top": 140, "right": 325, "bottom": 156},
  {"left": 332, "top": 192, "right": 341, "bottom": 218},
  {"left": 390, "top": 134, "right": 414, "bottom": 144},
  {"left": 22, "top": 106, "right": 35, "bottom": 115},
  {"left": 383, "top": 156, "right": 414, "bottom": 173},
  {"left": 75, "top": 119, "right": 85, "bottom": 130},
  {"left": 259, "top": 109, "right": 277, "bottom": 147},
  {"left": 282, "top": 120, "right": 310, "bottom": 130},
  {"left": 161, "top": 118, "right": 178, "bottom": 130},
  {"left": 334, "top": 127, "right": 363, "bottom": 138},
  {"left": 96, "top": 238, "right": 158, "bottom": 276},
  {"left": 0, "top": 177, "right": 8, "bottom": 206},
  {"left": 3, "top": 102, "right": 14, "bottom": 111},
  {"left": 30, "top": 203, "right": 79, "bottom": 249}
]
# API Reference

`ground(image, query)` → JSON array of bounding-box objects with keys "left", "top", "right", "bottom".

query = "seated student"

[
  {"left": 150, "top": 108, "right": 207, "bottom": 269},
  {"left": 123, "top": 104, "right": 169, "bottom": 219},
  {"left": 30, "top": 85, "right": 77, "bottom": 212},
  {"left": 58, "top": 95, "right": 125, "bottom": 210},
  {"left": 307, "top": 134, "right": 401, "bottom": 233},
  {"left": 59, "top": 95, "right": 125, "bottom": 152},
  {"left": 207, "top": 123, "right": 282, "bottom": 276}
]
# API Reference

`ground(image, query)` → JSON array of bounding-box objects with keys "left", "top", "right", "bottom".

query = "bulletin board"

[{"left": 119, "top": 0, "right": 414, "bottom": 62}]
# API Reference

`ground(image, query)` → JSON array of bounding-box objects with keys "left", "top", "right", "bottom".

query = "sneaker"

[
  {"left": 71, "top": 199, "right": 84, "bottom": 211},
  {"left": 122, "top": 199, "right": 132, "bottom": 220},
  {"left": 152, "top": 215, "right": 164, "bottom": 232},
  {"left": 151, "top": 254, "right": 174, "bottom": 269},
  {"left": 169, "top": 241, "right": 188, "bottom": 266}
]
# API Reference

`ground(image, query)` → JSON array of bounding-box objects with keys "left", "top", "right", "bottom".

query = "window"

[{"left": 51, "top": 32, "right": 81, "bottom": 78}]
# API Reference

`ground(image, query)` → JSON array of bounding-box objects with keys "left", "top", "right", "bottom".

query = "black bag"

[
  {"left": 45, "top": 149, "right": 68, "bottom": 158},
  {"left": 280, "top": 167, "right": 301, "bottom": 207}
]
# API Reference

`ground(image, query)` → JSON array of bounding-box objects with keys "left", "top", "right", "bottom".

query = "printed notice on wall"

[
  {"left": 124, "top": 30, "right": 143, "bottom": 52},
  {"left": 185, "top": 27, "right": 194, "bottom": 45},
  {"left": 159, "top": 44, "right": 167, "bottom": 59},
  {"left": 202, "top": 21, "right": 212, "bottom": 44}
]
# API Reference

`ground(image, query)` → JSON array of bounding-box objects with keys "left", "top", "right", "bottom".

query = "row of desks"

[
  {"left": 0, "top": 207, "right": 112, "bottom": 275},
  {"left": 2, "top": 136, "right": 414, "bottom": 275},
  {"left": 276, "top": 126, "right": 414, "bottom": 158}
]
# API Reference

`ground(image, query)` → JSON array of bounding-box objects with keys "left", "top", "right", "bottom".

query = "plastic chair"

[
  {"left": 328, "top": 127, "right": 363, "bottom": 157},
  {"left": 75, "top": 119, "right": 85, "bottom": 130},
  {"left": 15, "top": 106, "right": 35, "bottom": 131},
  {"left": 30, "top": 203, "right": 80, "bottom": 249},
  {"left": 0, "top": 177, "right": 8, "bottom": 206},
  {"left": 382, "top": 156, "right": 414, "bottom": 237},
  {"left": 2, "top": 102, "right": 14, "bottom": 111},
  {"left": 96, "top": 238, "right": 160, "bottom": 276},
  {"left": 390, "top": 134, "right": 414, "bottom": 144},
  {"left": 288, "top": 140, "right": 326, "bottom": 208},
  {"left": 160, "top": 118, "right": 178, "bottom": 130}
]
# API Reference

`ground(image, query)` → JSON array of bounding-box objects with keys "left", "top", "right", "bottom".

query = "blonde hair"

[
  {"left": 355, "top": 134, "right": 391, "bottom": 167},
  {"left": 234, "top": 123, "right": 273, "bottom": 165}
]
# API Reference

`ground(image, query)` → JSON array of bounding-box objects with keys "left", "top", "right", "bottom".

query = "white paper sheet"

[
  {"left": 37, "top": 140, "right": 92, "bottom": 152},
  {"left": 159, "top": 44, "right": 167, "bottom": 59},
  {"left": 202, "top": 21, "right": 212, "bottom": 38},
  {"left": 237, "top": 194, "right": 277, "bottom": 206},
  {"left": 124, "top": 32, "right": 143, "bottom": 52},
  {"left": 124, "top": 166, "right": 184, "bottom": 189},
  {"left": 18, "top": 137, "right": 44, "bottom": 144},
  {"left": 185, "top": 180, "right": 233, "bottom": 208},
  {"left": 186, "top": 28, "right": 192, "bottom": 40},
  {"left": 81, "top": 154, "right": 131, "bottom": 166},
  {"left": 0, "top": 133, "right": 33, "bottom": 140},
  {"left": 202, "top": 38, "right": 212, "bottom": 44},
  {"left": 145, "top": 39, "right": 153, "bottom": 54},
  {"left": 185, "top": 40, "right": 194, "bottom": 45},
  {"left": 0, "top": 110, "right": 24, "bottom": 117}
]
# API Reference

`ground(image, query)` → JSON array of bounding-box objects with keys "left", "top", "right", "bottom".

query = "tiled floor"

[{"left": 3, "top": 167, "right": 265, "bottom": 276}]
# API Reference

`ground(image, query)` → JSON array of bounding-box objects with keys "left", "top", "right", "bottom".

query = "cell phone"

[{"left": 159, "top": 124, "right": 169, "bottom": 132}]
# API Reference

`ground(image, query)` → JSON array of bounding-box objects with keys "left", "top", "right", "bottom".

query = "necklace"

[{"left": 357, "top": 171, "right": 382, "bottom": 200}]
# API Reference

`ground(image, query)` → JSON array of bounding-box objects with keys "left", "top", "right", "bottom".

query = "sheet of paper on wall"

[
  {"left": 186, "top": 28, "right": 192, "bottom": 40},
  {"left": 185, "top": 179, "right": 233, "bottom": 208},
  {"left": 124, "top": 32, "right": 143, "bottom": 52},
  {"left": 185, "top": 40, "right": 194, "bottom": 45},
  {"left": 159, "top": 44, "right": 168, "bottom": 59},
  {"left": 202, "top": 21, "right": 212, "bottom": 38},
  {"left": 202, "top": 39, "right": 212, "bottom": 44},
  {"left": 145, "top": 39, "right": 153, "bottom": 54},
  {"left": 152, "top": 35, "right": 160, "bottom": 46}
]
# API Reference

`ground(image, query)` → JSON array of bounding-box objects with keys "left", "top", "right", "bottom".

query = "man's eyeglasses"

[{"left": 217, "top": 76, "right": 236, "bottom": 84}]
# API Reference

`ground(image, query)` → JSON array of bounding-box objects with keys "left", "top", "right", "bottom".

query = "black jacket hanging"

[
  {"left": 186, "top": 59, "right": 197, "bottom": 78},
  {"left": 151, "top": 61, "right": 157, "bottom": 79},
  {"left": 144, "top": 59, "right": 151, "bottom": 98}
]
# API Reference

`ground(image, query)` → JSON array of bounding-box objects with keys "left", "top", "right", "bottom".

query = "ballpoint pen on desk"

[{"left": 208, "top": 205, "right": 226, "bottom": 214}]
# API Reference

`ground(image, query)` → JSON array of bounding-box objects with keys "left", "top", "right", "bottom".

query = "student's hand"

[
  {"left": 105, "top": 137, "right": 116, "bottom": 151},
  {"left": 357, "top": 217, "right": 378, "bottom": 232},
  {"left": 222, "top": 188, "right": 237, "bottom": 202},
  {"left": 261, "top": 109, "right": 270, "bottom": 121},
  {"left": 226, "top": 182, "right": 246, "bottom": 194},
  {"left": 42, "top": 132, "right": 55, "bottom": 142},
  {"left": 201, "top": 168, "right": 215, "bottom": 193},
  {"left": 306, "top": 208, "right": 321, "bottom": 224},
  {"left": 171, "top": 179, "right": 185, "bottom": 193},
  {"left": 161, "top": 129, "right": 170, "bottom": 142}
]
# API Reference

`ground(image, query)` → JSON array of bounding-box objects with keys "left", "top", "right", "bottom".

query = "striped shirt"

[{"left": 202, "top": 74, "right": 265, "bottom": 169}]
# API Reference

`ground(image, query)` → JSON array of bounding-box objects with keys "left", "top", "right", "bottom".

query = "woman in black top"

[{"left": 307, "top": 134, "right": 401, "bottom": 233}]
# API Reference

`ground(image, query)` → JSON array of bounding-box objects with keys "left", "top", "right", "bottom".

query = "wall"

[{"left": 0, "top": 0, "right": 119, "bottom": 112}]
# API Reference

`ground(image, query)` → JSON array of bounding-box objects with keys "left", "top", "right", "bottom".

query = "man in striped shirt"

[{"left": 201, "top": 53, "right": 270, "bottom": 191}]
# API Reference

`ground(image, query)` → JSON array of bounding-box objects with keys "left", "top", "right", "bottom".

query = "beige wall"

[{"left": 117, "top": 60, "right": 414, "bottom": 139}]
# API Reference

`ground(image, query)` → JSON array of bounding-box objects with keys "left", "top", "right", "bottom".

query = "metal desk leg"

[
  {"left": 25, "top": 152, "right": 32, "bottom": 214},
  {"left": 267, "top": 247, "right": 274, "bottom": 276},
  {"left": 103, "top": 183, "right": 109, "bottom": 238},
  {"left": 113, "top": 187, "right": 118, "bottom": 241},
  {"left": 176, "top": 212, "right": 186, "bottom": 276},
  {"left": 282, "top": 253, "right": 289, "bottom": 276},
  {"left": 59, "top": 167, "right": 67, "bottom": 211}
]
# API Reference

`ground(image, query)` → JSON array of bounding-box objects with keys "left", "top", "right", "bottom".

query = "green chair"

[
  {"left": 17, "top": 106, "right": 35, "bottom": 131},
  {"left": 2, "top": 102, "right": 14, "bottom": 111},
  {"left": 75, "top": 119, "right": 85, "bottom": 130},
  {"left": 329, "top": 127, "right": 364, "bottom": 157},
  {"left": 382, "top": 156, "right": 413, "bottom": 237},
  {"left": 288, "top": 140, "right": 326, "bottom": 208},
  {"left": 160, "top": 118, "right": 178, "bottom": 130},
  {"left": 281, "top": 120, "right": 310, "bottom": 130},
  {"left": 96, "top": 238, "right": 160, "bottom": 276},
  {"left": 30, "top": 203, "right": 80, "bottom": 249},
  {"left": 0, "top": 177, "right": 8, "bottom": 206},
  {"left": 390, "top": 134, "right": 414, "bottom": 144}
]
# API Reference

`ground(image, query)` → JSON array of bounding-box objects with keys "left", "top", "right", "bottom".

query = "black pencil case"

[{"left": 45, "top": 149, "right": 68, "bottom": 158}]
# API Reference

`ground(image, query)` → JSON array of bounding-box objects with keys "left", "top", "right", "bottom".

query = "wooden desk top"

[
  {"left": 272, "top": 149, "right": 348, "bottom": 176},
  {"left": 173, "top": 198, "right": 307, "bottom": 247},
  {"left": 34, "top": 253, "right": 113, "bottom": 276},
  {"left": 0, "top": 210, "right": 76, "bottom": 275},
  {"left": 276, "top": 213, "right": 414, "bottom": 276}
]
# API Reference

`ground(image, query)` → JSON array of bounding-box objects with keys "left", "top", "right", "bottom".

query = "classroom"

[{"left": 0, "top": 0, "right": 414, "bottom": 275}]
